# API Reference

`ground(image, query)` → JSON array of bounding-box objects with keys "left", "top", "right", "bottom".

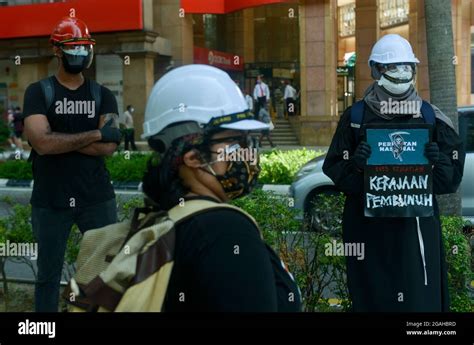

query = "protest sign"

[{"left": 363, "top": 124, "right": 433, "bottom": 218}]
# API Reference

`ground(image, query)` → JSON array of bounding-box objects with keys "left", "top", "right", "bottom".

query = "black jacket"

[
  {"left": 323, "top": 103, "right": 465, "bottom": 312},
  {"left": 163, "top": 197, "right": 302, "bottom": 312}
]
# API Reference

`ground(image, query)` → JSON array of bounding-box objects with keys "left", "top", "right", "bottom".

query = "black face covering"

[
  {"left": 202, "top": 160, "right": 260, "bottom": 200},
  {"left": 61, "top": 47, "right": 93, "bottom": 74}
]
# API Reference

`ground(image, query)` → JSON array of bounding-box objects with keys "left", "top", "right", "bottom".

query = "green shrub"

[
  {"left": 441, "top": 216, "right": 473, "bottom": 312},
  {"left": 234, "top": 190, "right": 473, "bottom": 312},
  {"left": 65, "top": 225, "right": 82, "bottom": 267},
  {"left": 0, "top": 198, "right": 36, "bottom": 304},
  {"left": 0, "top": 120, "right": 11, "bottom": 150},
  {"left": 258, "top": 149, "right": 324, "bottom": 184},
  {"left": 105, "top": 153, "right": 149, "bottom": 182},
  {"left": 304, "top": 193, "right": 473, "bottom": 312},
  {"left": 107, "top": 149, "right": 326, "bottom": 185},
  {"left": 0, "top": 149, "right": 325, "bottom": 185},
  {"left": 116, "top": 196, "right": 145, "bottom": 222},
  {"left": 0, "top": 153, "right": 150, "bottom": 182},
  {"left": 232, "top": 188, "right": 301, "bottom": 246},
  {"left": 0, "top": 197, "right": 34, "bottom": 244},
  {"left": 232, "top": 189, "right": 350, "bottom": 311},
  {"left": 0, "top": 160, "right": 33, "bottom": 180}
]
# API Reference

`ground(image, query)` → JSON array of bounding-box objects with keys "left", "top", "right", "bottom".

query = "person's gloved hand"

[
  {"left": 353, "top": 141, "right": 372, "bottom": 171},
  {"left": 424, "top": 142, "right": 440, "bottom": 165},
  {"left": 100, "top": 119, "right": 122, "bottom": 144}
]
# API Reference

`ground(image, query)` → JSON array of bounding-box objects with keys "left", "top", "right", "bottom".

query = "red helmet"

[{"left": 50, "top": 17, "right": 96, "bottom": 46}]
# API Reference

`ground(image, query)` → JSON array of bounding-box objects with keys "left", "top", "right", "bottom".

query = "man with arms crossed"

[{"left": 22, "top": 17, "right": 121, "bottom": 312}]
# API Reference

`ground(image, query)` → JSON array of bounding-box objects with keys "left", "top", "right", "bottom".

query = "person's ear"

[
  {"left": 371, "top": 64, "right": 382, "bottom": 80},
  {"left": 182, "top": 149, "right": 203, "bottom": 168},
  {"left": 53, "top": 46, "right": 62, "bottom": 58}
]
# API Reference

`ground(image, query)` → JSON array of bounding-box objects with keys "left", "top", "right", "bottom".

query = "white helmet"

[
  {"left": 142, "top": 64, "right": 268, "bottom": 144},
  {"left": 368, "top": 34, "right": 419, "bottom": 66}
]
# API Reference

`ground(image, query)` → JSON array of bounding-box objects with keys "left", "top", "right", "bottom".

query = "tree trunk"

[{"left": 424, "top": 0, "right": 461, "bottom": 216}]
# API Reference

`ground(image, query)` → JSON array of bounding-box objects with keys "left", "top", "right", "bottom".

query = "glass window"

[
  {"left": 253, "top": 4, "right": 299, "bottom": 63},
  {"left": 339, "top": 3, "right": 355, "bottom": 37},
  {"left": 459, "top": 111, "right": 474, "bottom": 152},
  {"left": 464, "top": 116, "right": 474, "bottom": 152},
  {"left": 380, "top": 0, "right": 409, "bottom": 28}
]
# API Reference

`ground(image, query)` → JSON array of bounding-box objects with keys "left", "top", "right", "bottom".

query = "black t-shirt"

[
  {"left": 163, "top": 197, "right": 302, "bottom": 312},
  {"left": 22, "top": 76, "right": 117, "bottom": 208}
]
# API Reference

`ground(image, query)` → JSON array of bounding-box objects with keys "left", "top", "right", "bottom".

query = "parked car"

[{"left": 290, "top": 107, "right": 474, "bottom": 231}]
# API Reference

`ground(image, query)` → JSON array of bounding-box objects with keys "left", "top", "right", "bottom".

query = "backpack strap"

[
  {"left": 89, "top": 79, "right": 102, "bottom": 115},
  {"left": 420, "top": 100, "right": 436, "bottom": 126},
  {"left": 39, "top": 76, "right": 55, "bottom": 112},
  {"left": 167, "top": 199, "right": 262, "bottom": 239},
  {"left": 40, "top": 77, "right": 102, "bottom": 113},
  {"left": 28, "top": 77, "right": 56, "bottom": 162},
  {"left": 350, "top": 100, "right": 365, "bottom": 144}
]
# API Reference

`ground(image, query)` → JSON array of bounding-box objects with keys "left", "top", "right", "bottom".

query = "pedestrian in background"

[
  {"left": 253, "top": 75, "right": 270, "bottom": 117},
  {"left": 284, "top": 80, "right": 297, "bottom": 117},
  {"left": 122, "top": 105, "right": 137, "bottom": 151},
  {"left": 243, "top": 89, "right": 254, "bottom": 116},
  {"left": 12, "top": 106, "right": 25, "bottom": 152},
  {"left": 274, "top": 86, "right": 284, "bottom": 119},
  {"left": 6, "top": 108, "right": 16, "bottom": 150}
]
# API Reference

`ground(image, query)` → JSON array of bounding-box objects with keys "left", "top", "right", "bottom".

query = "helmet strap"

[
  {"left": 149, "top": 122, "right": 203, "bottom": 153},
  {"left": 371, "top": 62, "right": 417, "bottom": 82},
  {"left": 382, "top": 72, "right": 414, "bottom": 84}
]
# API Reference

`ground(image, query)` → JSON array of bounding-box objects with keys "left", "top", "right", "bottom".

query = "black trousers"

[
  {"left": 124, "top": 128, "right": 137, "bottom": 151},
  {"left": 32, "top": 198, "right": 117, "bottom": 312},
  {"left": 255, "top": 97, "right": 267, "bottom": 118}
]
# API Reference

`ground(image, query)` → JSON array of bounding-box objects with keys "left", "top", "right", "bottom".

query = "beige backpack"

[{"left": 63, "top": 199, "right": 259, "bottom": 312}]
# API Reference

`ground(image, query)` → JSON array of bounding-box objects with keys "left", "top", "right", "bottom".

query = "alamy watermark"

[
  {"left": 55, "top": 98, "right": 96, "bottom": 118},
  {"left": 216, "top": 144, "right": 258, "bottom": 166},
  {"left": 0, "top": 240, "right": 38, "bottom": 260},
  {"left": 380, "top": 98, "right": 422, "bottom": 116},
  {"left": 324, "top": 240, "right": 365, "bottom": 261},
  {"left": 18, "top": 319, "right": 55, "bottom": 339}
]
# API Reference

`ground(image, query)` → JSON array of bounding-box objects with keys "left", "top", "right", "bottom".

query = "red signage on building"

[
  {"left": 182, "top": 0, "right": 297, "bottom": 14},
  {"left": 194, "top": 47, "right": 244, "bottom": 72},
  {"left": 0, "top": 0, "right": 142, "bottom": 40}
]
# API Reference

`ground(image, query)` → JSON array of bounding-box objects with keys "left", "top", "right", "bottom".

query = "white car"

[{"left": 290, "top": 107, "right": 474, "bottom": 229}]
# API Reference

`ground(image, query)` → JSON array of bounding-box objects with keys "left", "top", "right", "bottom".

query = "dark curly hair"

[{"left": 142, "top": 132, "right": 213, "bottom": 211}]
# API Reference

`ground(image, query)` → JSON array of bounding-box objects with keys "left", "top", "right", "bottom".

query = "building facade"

[{"left": 0, "top": 0, "right": 472, "bottom": 145}]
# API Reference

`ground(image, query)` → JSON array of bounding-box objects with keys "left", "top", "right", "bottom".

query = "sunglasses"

[
  {"left": 377, "top": 63, "right": 415, "bottom": 73},
  {"left": 61, "top": 45, "right": 93, "bottom": 56},
  {"left": 207, "top": 134, "right": 253, "bottom": 149},
  {"left": 205, "top": 135, "right": 258, "bottom": 164}
]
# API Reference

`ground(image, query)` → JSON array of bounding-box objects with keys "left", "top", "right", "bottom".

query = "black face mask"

[
  {"left": 61, "top": 47, "right": 93, "bottom": 74},
  {"left": 202, "top": 160, "right": 260, "bottom": 200}
]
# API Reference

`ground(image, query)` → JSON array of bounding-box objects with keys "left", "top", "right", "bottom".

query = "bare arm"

[
  {"left": 77, "top": 141, "right": 117, "bottom": 157},
  {"left": 77, "top": 115, "right": 118, "bottom": 157},
  {"left": 24, "top": 114, "right": 101, "bottom": 155}
]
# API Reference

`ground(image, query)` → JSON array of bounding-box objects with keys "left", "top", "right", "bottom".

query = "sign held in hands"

[{"left": 363, "top": 124, "right": 433, "bottom": 218}]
